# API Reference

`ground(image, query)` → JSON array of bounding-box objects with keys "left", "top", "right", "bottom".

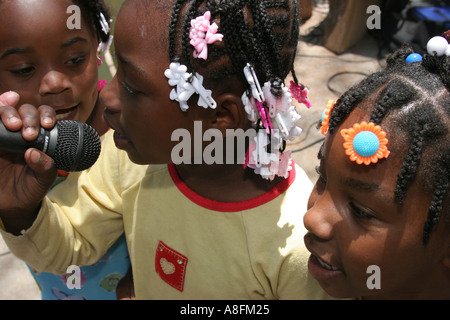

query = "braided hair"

[
  {"left": 167, "top": 0, "right": 300, "bottom": 95},
  {"left": 72, "top": 0, "right": 112, "bottom": 45},
  {"left": 326, "top": 41, "right": 449, "bottom": 245}
]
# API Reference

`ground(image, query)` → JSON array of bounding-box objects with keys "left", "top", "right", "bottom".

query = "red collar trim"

[
  {"left": 57, "top": 170, "right": 70, "bottom": 178},
  {"left": 167, "top": 163, "right": 296, "bottom": 212}
]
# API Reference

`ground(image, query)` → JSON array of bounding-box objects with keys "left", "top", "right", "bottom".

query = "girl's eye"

[
  {"left": 315, "top": 165, "right": 327, "bottom": 184},
  {"left": 349, "top": 202, "right": 374, "bottom": 220},
  {"left": 314, "top": 165, "right": 327, "bottom": 194},
  {"left": 10, "top": 66, "right": 35, "bottom": 76},
  {"left": 67, "top": 56, "right": 86, "bottom": 65},
  {"left": 120, "top": 81, "right": 138, "bottom": 95}
]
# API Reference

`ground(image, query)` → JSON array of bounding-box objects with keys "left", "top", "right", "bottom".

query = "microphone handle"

[{"left": 0, "top": 121, "right": 58, "bottom": 157}]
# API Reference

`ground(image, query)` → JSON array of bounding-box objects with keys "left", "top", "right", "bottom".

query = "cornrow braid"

[
  {"left": 369, "top": 79, "right": 418, "bottom": 125},
  {"left": 327, "top": 73, "right": 387, "bottom": 135},
  {"left": 169, "top": 0, "right": 188, "bottom": 61},
  {"left": 167, "top": 0, "right": 300, "bottom": 92},
  {"left": 250, "top": 0, "right": 279, "bottom": 81},
  {"left": 395, "top": 103, "right": 445, "bottom": 203},
  {"left": 423, "top": 167, "right": 449, "bottom": 244},
  {"left": 72, "top": 0, "right": 112, "bottom": 44},
  {"left": 394, "top": 121, "right": 427, "bottom": 203},
  {"left": 324, "top": 43, "right": 450, "bottom": 245}
]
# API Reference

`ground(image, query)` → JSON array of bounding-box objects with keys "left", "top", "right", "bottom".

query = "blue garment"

[{"left": 28, "top": 233, "right": 130, "bottom": 300}]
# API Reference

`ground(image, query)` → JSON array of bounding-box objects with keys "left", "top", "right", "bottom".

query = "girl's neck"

[{"left": 174, "top": 163, "right": 284, "bottom": 202}]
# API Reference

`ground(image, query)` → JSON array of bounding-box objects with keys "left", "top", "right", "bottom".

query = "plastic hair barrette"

[
  {"left": 189, "top": 11, "right": 224, "bottom": 60},
  {"left": 320, "top": 100, "right": 335, "bottom": 136},
  {"left": 241, "top": 63, "right": 302, "bottom": 180},
  {"left": 340, "top": 121, "right": 390, "bottom": 165},
  {"left": 242, "top": 64, "right": 301, "bottom": 140},
  {"left": 289, "top": 80, "right": 312, "bottom": 108},
  {"left": 97, "top": 13, "right": 114, "bottom": 54},
  {"left": 165, "top": 62, "right": 217, "bottom": 111},
  {"left": 99, "top": 12, "right": 111, "bottom": 35}
]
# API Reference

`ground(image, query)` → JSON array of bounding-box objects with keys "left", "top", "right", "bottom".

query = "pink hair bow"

[
  {"left": 289, "top": 80, "right": 312, "bottom": 108},
  {"left": 189, "top": 11, "right": 223, "bottom": 60}
]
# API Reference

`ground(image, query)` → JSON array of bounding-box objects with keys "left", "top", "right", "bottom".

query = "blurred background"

[{"left": 1, "top": 0, "right": 448, "bottom": 299}]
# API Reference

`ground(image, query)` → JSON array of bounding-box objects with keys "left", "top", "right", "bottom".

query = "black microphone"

[{"left": 0, "top": 120, "right": 101, "bottom": 172}]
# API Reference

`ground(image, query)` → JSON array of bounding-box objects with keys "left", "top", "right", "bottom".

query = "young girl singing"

[{"left": 0, "top": 0, "right": 332, "bottom": 299}]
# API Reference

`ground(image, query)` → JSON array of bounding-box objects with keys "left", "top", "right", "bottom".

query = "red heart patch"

[{"left": 155, "top": 241, "right": 188, "bottom": 292}]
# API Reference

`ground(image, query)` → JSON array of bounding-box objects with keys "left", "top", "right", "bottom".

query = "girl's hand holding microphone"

[{"left": 0, "top": 91, "right": 57, "bottom": 235}]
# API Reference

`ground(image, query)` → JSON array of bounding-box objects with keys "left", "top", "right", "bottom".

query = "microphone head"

[{"left": 53, "top": 121, "right": 101, "bottom": 172}]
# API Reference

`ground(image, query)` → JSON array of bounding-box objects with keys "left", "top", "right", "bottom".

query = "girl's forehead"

[
  {"left": 0, "top": 0, "right": 87, "bottom": 32},
  {"left": 116, "top": 0, "right": 170, "bottom": 52},
  {"left": 113, "top": 0, "right": 172, "bottom": 82},
  {"left": 325, "top": 109, "right": 404, "bottom": 189},
  {"left": 119, "top": 0, "right": 171, "bottom": 29},
  {"left": 1, "top": 0, "right": 72, "bottom": 15}
]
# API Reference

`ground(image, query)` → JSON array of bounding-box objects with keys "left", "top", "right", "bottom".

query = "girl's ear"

[{"left": 210, "top": 93, "right": 249, "bottom": 134}]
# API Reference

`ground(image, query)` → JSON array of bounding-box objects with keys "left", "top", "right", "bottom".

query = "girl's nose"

[
  {"left": 39, "top": 70, "right": 71, "bottom": 96},
  {"left": 99, "top": 75, "right": 121, "bottom": 114},
  {"left": 303, "top": 189, "right": 337, "bottom": 241}
]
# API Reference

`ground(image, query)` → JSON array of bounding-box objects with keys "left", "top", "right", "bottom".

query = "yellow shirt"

[{"left": 1, "top": 130, "right": 332, "bottom": 300}]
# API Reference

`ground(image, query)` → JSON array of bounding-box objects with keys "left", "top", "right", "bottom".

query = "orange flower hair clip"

[
  {"left": 340, "top": 122, "right": 390, "bottom": 165},
  {"left": 320, "top": 100, "right": 335, "bottom": 135}
]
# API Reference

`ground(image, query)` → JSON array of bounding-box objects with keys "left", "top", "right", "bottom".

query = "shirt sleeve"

[{"left": 0, "top": 131, "right": 144, "bottom": 275}]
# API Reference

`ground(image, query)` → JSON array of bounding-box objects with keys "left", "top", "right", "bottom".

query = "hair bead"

[
  {"left": 406, "top": 53, "right": 423, "bottom": 64},
  {"left": 427, "top": 36, "right": 449, "bottom": 56}
]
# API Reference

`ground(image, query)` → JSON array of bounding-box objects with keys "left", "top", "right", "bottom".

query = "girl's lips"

[
  {"left": 112, "top": 130, "right": 134, "bottom": 151},
  {"left": 103, "top": 114, "right": 135, "bottom": 152},
  {"left": 304, "top": 233, "right": 343, "bottom": 282},
  {"left": 308, "top": 254, "right": 343, "bottom": 283},
  {"left": 55, "top": 104, "right": 79, "bottom": 121}
]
